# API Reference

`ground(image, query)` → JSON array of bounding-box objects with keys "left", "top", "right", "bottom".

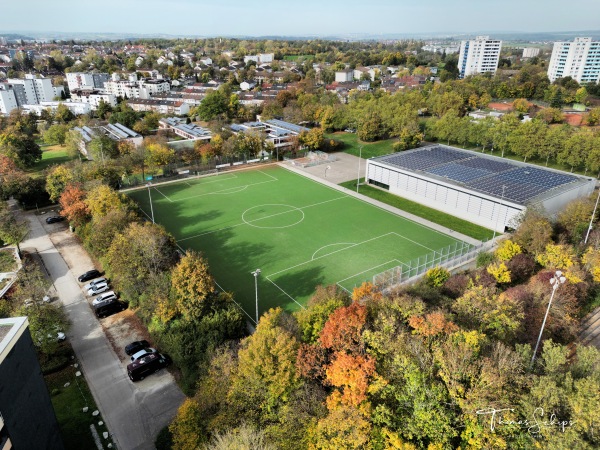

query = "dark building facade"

[{"left": 0, "top": 317, "right": 64, "bottom": 450}]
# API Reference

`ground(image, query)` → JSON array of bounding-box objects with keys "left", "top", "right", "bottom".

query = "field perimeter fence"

[
  {"left": 371, "top": 239, "right": 491, "bottom": 291},
  {"left": 285, "top": 151, "right": 337, "bottom": 168},
  {"left": 119, "top": 153, "right": 273, "bottom": 189}
]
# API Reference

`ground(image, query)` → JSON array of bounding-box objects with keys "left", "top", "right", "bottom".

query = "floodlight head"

[
  {"left": 251, "top": 269, "right": 261, "bottom": 277},
  {"left": 556, "top": 270, "right": 563, "bottom": 277},
  {"left": 559, "top": 276, "right": 566, "bottom": 284},
  {"left": 550, "top": 277, "right": 556, "bottom": 285}
]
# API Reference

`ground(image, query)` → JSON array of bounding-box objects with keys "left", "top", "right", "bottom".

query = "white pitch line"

[
  {"left": 153, "top": 186, "right": 173, "bottom": 203},
  {"left": 213, "top": 279, "right": 257, "bottom": 324},
  {"left": 311, "top": 242, "right": 356, "bottom": 260},
  {"left": 266, "top": 232, "right": 397, "bottom": 278},
  {"left": 174, "top": 178, "right": 276, "bottom": 202},
  {"left": 176, "top": 195, "right": 348, "bottom": 242},
  {"left": 266, "top": 276, "right": 306, "bottom": 309},
  {"left": 390, "top": 231, "right": 436, "bottom": 252},
  {"left": 257, "top": 169, "right": 279, "bottom": 181},
  {"left": 336, "top": 259, "right": 402, "bottom": 284}
]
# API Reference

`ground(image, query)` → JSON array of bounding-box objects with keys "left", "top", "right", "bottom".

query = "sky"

[{"left": 1, "top": 0, "right": 600, "bottom": 37}]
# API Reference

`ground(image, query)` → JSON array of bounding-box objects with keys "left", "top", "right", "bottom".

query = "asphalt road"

[{"left": 22, "top": 211, "right": 185, "bottom": 450}]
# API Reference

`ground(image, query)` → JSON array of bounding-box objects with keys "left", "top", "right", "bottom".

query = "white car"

[
  {"left": 92, "top": 291, "right": 117, "bottom": 306},
  {"left": 87, "top": 282, "right": 109, "bottom": 296},
  {"left": 130, "top": 348, "right": 157, "bottom": 362},
  {"left": 83, "top": 277, "right": 108, "bottom": 291}
]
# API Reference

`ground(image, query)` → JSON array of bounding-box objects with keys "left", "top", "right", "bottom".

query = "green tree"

[
  {"left": 0, "top": 131, "right": 42, "bottom": 168},
  {"left": 45, "top": 165, "right": 74, "bottom": 202},
  {"left": 0, "top": 205, "right": 28, "bottom": 254},
  {"left": 196, "top": 89, "right": 229, "bottom": 121},
  {"left": 54, "top": 103, "right": 75, "bottom": 123},
  {"left": 42, "top": 123, "right": 69, "bottom": 146}
]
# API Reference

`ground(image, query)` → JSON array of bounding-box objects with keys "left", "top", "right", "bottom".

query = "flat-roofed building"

[
  {"left": 0, "top": 317, "right": 64, "bottom": 450},
  {"left": 158, "top": 117, "right": 212, "bottom": 141},
  {"left": 366, "top": 144, "right": 595, "bottom": 232}
]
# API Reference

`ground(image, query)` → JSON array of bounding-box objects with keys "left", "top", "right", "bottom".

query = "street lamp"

[
  {"left": 530, "top": 270, "right": 566, "bottom": 368},
  {"left": 146, "top": 182, "right": 155, "bottom": 223},
  {"left": 325, "top": 165, "right": 331, "bottom": 178},
  {"left": 251, "top": 269, "right": 261, "bottom": 325},
  {"left": 356, "top": 146, "right": 363, "bottom": 193}
]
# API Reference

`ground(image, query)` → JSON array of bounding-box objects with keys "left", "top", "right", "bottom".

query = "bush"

[
  {"left": 442, "top": 273, "right": 470, "bottom": 299},
  {"left": 506, "top": 253, "right": 537, "bottom": 283},
  {"left": 476, "top": 251, "right": 495, "bottom": 268},
  {"left": 425, "top": 266, "right": 450, "bottom": 287}
]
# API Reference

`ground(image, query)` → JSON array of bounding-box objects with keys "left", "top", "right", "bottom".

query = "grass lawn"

[
  {"left": 339, "top": 179, "right": 494, "bottom": 242},
  {"left": 326, "top": 132, "right": 397, "bottom": 159},
  {"left": 0, "top": 249, "right": 17, "bottom": 272},
  {"left": 46, "top": 363, "right": 114, "bottom": 450},
  {"left": 31, "top": 144, "right": 77, "bottom": 173},
  {"left": 127, "top": 166, "right": 472, "bottom": 322}
]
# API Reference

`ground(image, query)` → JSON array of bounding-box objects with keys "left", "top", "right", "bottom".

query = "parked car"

[
  {"left": 45, "top": 216, "right": 65, "bottom": 224},
  {"left": 94, "top": 300, "right": 126, "bottom": 318},
  {"left": 83, "top": 277, "right": 108, "bottom": 291},
  {"left": 130, "top": 347, "right": 157, "bottom": 362},
  {"left": 125, "top": 340, "right": 150, "bottom": 356},
  {"left": 87, "top": 282, "right": 109, "bottom": 296},
  {"left": 92, "top": 291, "right": 117, "bottom": 306},
  {"left": 127, "top": 353, "right": 171, "bottom": 381},
  {"left": 78, "top": 270, "right": 102, "bottom": 282}
]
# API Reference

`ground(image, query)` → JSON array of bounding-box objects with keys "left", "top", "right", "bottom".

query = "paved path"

[{"left": 22, "top": 212, "right": 185, "bottom": 450}]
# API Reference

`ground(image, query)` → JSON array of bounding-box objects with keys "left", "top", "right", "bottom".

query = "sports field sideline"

[{"left": 127, "top": 165, "right": 470, "bottom": 323}]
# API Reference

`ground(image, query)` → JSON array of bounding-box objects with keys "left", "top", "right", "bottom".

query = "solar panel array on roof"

[
  {"left": 266, "top": 119, "right": 309, "bottom": 133},
  {"left": 374, "top": 146, "right": 580, "bottom": 204},
  {"left": 114, "top": 123, "right": 139, "bottom": 137},
  {"left": 428, "top": 163, "right": 490, "bottom": 183},
  {"left": 381, "top": 146, "right": 469, "bottom": 171}
]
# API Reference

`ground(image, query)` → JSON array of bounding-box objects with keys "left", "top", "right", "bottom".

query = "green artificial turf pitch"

[{"left": 127, "top": 166, "right": 469, "bottom": 323}]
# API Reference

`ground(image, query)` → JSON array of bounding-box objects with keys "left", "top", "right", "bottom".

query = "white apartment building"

[
  {"left": 66, "top": 72, "right": 109, "bottom": 91},
  {"left": 458, "top": 36, "right": 502, "bottom": 78},
  {"left": 22, "top": 101, "right": 91, "bottom": 116},
  {"left": 335, "top": 70, "right": 354, "bottom": 82},
  {"left": 7, "top": 74, "right": 61, "bottom": 105},
  {"left": 0, "top": 85, "right": 19, "bottom": 114},
  {"left": 69, "top": 89, "right": 117, "bottom": 110},
  {"left": 104, "top": 78, "right": 170, "bottom": 99},
  {"left": 522, "top": 47, "right": 540, "bottom": 58},
  {"left": 547, "top": 37, "right": 600, "bottom": 83},
  {"left": 244, "top": 53, "right": 274, "bottom": 64}
]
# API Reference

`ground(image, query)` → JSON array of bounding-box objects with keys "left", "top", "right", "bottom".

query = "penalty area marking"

[{"left": 311, "top": 243, "right": 356, "bottom": 260}]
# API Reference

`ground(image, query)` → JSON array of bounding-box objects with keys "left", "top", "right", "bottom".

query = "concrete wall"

[{"left": 366, "top": 159, "right": 524, "bottom": 232}]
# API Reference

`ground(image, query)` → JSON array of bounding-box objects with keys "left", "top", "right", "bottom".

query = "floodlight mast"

[
  {"left": 251, "top": 269, "right": 261, "bottom": 325},
  {"left": 584, "top": 184, "right": 600, "bottom": 244},
  {"left": 146, "top": 183, "right": 154, "bottom": 223},
  {"left": 356, "top": 146, "right": 363, "bottom": 193}
]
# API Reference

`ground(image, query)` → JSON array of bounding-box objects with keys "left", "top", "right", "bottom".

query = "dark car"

[
  {"left": 94, "top": 300, "right": 127, "bottom": 318},
  {"left": 78, "top": 269, "right": 102, "bottom": 283},
  {"left": 125, "top": 340, "right": 151, "bottom": 356},
  {"left": 45, "top": 216, "right": 65, "bottom": 224},
  {"left": 127, "top": 353, "right": 171, "bottom": 382}
]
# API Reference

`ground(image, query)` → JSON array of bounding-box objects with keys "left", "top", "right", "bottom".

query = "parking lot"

[{"left": 22, "top": 209, "right": 185, "bottom": 450}]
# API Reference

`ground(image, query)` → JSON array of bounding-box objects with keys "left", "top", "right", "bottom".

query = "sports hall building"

[{"left": 365, "top": 145, "right": 595, "bottom": 232}]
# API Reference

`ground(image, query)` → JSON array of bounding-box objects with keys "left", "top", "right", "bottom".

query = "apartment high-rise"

[
  {"left": 458, "top": 36, "right": 502, "bottom": 78},
  {"left": 547, "top": 37, "right": 600, "bottom": 83}
]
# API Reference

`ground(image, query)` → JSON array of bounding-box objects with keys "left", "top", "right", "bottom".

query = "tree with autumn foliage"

[
  {"left": 228, "top": 308, "right": 301, "bottom": 423},
  {"left": 319, "top": 302, "right": 367, "bottom": 353},
  {"left": 170, "top": 250, "right": 218, "bottom": 320},
  {"left": 59, "top": 183, "right": 90, "bottom": 226}
]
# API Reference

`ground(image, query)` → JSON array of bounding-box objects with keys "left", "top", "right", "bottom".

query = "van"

[
  {"left": 127, "top": 353, "right": 170, "bottom": 381},
  {"left": 94, "top": 300, "right": 126, "bottom": 318}
]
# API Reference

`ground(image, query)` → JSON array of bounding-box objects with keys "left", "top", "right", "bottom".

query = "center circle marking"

[{"left": 241, "top": 204, "right": 305, "bottom": 229}]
